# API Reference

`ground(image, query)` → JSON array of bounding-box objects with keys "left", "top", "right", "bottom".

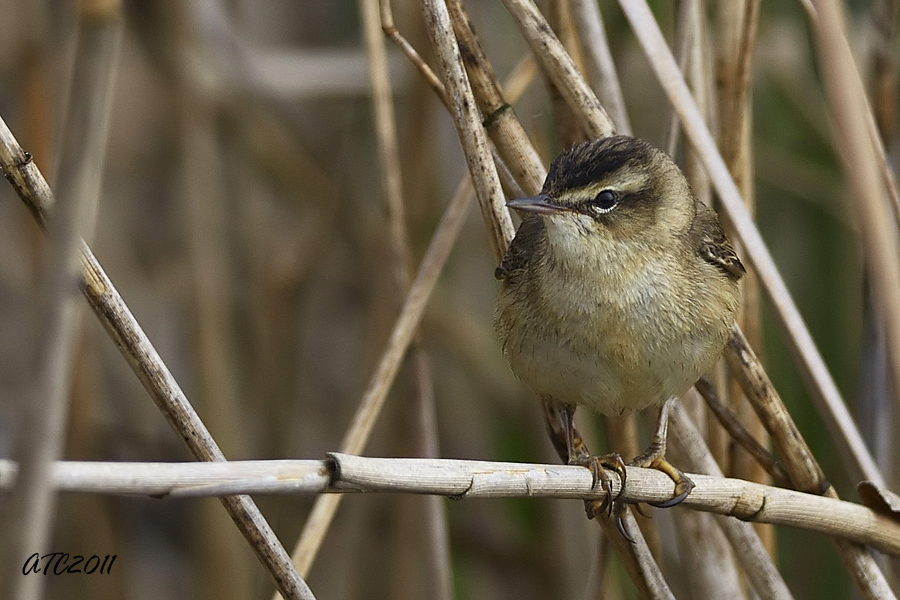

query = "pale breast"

[{"left": 495, "top": 234, "right": 738, "bottom": 416}]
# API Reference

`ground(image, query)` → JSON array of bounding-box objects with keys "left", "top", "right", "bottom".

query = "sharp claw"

[
  {"left": 615, "top": 509, "right": 635, "bottom": 543},
  {"left": 610, "top": 454, "right": 627, "bottom": 497},
  {"left": 649, "top": 489, "right": 690, "bottom": 508},
  {"left": 604, "top": 455, "right": 626, "bottom": 518},
  {"left": 649, "top": 472, "right": 695, "bottom": 507}
]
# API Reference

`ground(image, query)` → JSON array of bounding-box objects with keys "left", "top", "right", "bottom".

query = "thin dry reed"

[
  {"left": 0, "top": 5, "right": 120, "bottom": 599},
  {"left": 0, "top": 2, "right": 897, "bottom": 599}
]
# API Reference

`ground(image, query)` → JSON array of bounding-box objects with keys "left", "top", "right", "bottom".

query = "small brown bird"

[{"left": 494, "top": 135, "right": 744, "bottom": 517}]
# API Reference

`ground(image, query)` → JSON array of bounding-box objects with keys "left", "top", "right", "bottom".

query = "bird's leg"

[
  {"left": 540, "top": 396, "right": 572, "bottom": 464},
  {"left": 630, "top": 397, "right": 694, "bottom": 508},
  {"left": 540, "top": 396, "right": 626, "bottom": 518}
]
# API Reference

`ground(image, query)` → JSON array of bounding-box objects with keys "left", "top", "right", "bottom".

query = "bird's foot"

[
  {"left": 602, "top": 443, "right": 693, "bottom": 544},
  {"left": 568, "top": 452, "right": 626, "bottom": 519},
  {"left": 630, "top": 440, "right": 694, "bottom": 508}
]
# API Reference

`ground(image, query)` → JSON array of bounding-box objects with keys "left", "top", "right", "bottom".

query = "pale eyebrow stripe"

[{"left": 556, "top": 172, "right": 646, "bottom": 203}]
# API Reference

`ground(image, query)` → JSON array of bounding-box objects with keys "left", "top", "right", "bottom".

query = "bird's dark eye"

[{"left": 591, "top": 189, "right": 617, "bottom": 213}]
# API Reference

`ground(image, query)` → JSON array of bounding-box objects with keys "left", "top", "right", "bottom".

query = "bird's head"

[{"left": 507, "top": 136, "right": 695, "bottom": 246}]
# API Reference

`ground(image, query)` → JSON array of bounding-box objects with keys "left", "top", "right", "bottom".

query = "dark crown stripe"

[{"left": 543, "top": 136, "right": 657, "bottom": 194}]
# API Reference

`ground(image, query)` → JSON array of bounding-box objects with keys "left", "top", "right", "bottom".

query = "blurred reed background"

[{"left": 0, "top": 0, "right": 896, "bottom": 599}]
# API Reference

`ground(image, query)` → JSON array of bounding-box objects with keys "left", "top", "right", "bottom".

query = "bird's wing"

[
  {"left": 699, "top": 235, "right": 745, "bottom": 280},
  {"left": 694, "top": 207, "right": 746, "bottom": 280}
]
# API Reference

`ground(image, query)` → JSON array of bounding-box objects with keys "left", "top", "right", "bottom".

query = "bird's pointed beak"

[{"left": 506, "top": 194, "right": 567, "bottom": 215}]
